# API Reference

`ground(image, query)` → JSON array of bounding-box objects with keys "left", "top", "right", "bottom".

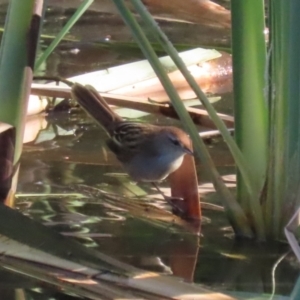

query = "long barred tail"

[{"left": 71, "top": 83, "right": 122, "bottom": 134}]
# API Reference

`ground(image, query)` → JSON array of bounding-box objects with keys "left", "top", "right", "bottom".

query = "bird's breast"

[{"left": 123, "top": 152, "right": 184, "bottom": 182}]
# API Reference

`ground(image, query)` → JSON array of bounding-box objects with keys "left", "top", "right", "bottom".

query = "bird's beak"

[{"left": 184, "top": 146, "right": 194, "bottom": 156}]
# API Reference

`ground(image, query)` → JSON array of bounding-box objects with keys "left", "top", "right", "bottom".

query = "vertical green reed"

[
  {"left": 231, "top": 0, "right": 268, "bottom": 220},
  {"left": 284, "top": 0, "right": 300, "bottom": 226},
  {"left": 0, "top": 0, "right": 36, "bottom": 162},
  {"left": 266, "top": 0, "right": 300, "bottom": 238},
  {"left": 265, "top": 0, "right": 289, "bottom": 238}
]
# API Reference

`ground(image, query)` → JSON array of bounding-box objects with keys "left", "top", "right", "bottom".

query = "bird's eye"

[{"left": 170, "top": 138, "right": 180, "bottom": 146}]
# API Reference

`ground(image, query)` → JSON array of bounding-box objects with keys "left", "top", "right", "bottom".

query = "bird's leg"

[
  {"left": 152, "top": 182, "right": 166, "bottom": 198},
  {"left": 152, "top": 182, "right": 186, "bottom": 216}
]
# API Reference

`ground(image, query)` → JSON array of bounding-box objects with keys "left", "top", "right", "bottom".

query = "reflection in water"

[{"left": 48, "top": 0, "right": 231, "bottom": 28}]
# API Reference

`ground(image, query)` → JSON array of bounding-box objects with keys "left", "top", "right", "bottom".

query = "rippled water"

[{"left": 13, "top": 111, "right": 296, "bottom": 297}]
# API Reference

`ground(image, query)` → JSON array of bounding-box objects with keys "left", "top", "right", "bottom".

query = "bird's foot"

[
  {"left": 164, "top": 196, "right": 187, "bottom": 217},
  {"left": 152, "top": 182, "right": 187, "bottom": 217}
]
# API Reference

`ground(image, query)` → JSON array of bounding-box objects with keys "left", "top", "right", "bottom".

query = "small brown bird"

[{"left": 71, "top": 83, "right": 193, "bottom": 182}]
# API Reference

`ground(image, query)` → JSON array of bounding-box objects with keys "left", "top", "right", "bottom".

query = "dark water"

[
  {"left": 13, "top": 110, "right": 297, "bottom": 298},
  {"left": 0, "top": 1, "right": 298, "bottom": 299}
]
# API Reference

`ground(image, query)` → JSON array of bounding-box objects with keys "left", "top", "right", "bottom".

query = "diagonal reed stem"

[
  {"left": 127, "top": 0, "right": 265, "bottom": 240},
  {"left": 112, "top": 0, "right": 253, "bottom": 238}
]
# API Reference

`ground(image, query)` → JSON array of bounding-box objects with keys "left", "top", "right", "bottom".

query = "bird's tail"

[{"left": 71, "top": 83, "right": 122, "bottom": 134}]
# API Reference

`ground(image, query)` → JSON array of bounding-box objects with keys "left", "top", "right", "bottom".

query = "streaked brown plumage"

[{"left": 71, "top": 83, "right": 193, "bottom": 182}]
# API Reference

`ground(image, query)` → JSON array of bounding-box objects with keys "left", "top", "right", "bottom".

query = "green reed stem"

[
  {"left": 35, "top": 0, "right": 94, "bottom": 71},
  {"left": 231, "top": 0, "right": 268, "bottom": 219},
  {"left": 0, "top": 0, "right": 39, "bottom": 162},
  {"left": 113, "top": 0, "right": 253, "bottom": 238}
]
